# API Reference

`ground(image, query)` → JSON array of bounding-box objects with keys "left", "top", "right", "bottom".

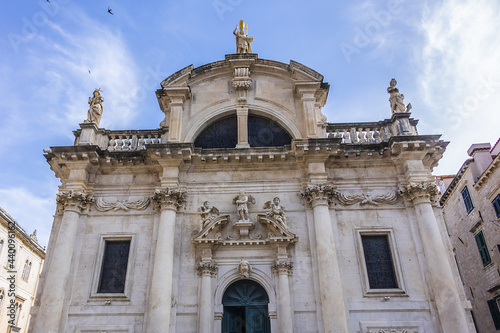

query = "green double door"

[{"left": 222, "top": 280, "right": 271, "bottom": 333}]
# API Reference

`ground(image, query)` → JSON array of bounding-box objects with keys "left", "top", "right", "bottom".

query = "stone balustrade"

[
  {"left": 107, "top": 131, "right": 163, "bottom": 151},
  {"left": 326, "top": 122, "right": 386, "bottom": 144}
]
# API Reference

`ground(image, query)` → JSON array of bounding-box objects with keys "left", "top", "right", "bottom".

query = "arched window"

[
  {"left": 194, "top": 115, "right": 238, "bottom": 148},
  {"left": 22, "top": 260, "right": 32, "bottom": 281}
]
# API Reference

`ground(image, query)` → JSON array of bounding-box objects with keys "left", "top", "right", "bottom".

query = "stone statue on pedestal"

[
  {"left": 233, "top": 190, "right": 255, "bottom": 221},
  {"left": 233, "top": 20, "right": 253, "bottom": 54},
  {"left": 387, "top": 79, "right": 410, "bottom": 113},
  {"left": 86, "top": 88, "right": 104, "bottom": 125},
  {"left": 264, "top": 197, "right": 287, "bottom": 226}
]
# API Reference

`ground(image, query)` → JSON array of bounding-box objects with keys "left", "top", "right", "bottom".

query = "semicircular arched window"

[{"left": 194, "top": 114, "right": 292, "bottom": 148}]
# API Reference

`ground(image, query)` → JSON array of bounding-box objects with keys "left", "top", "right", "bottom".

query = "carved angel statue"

[
  {"left": 233, "top": 20, "right": 253, "bottom": 54},
  {"left": 233, "top": 190, "right": 255, "bottom": 221},
  {"left": 387, "top": 78, "right": 409, "bottom": 114},
  {"left": 198, "top": 201, "right": 220, "bottom": 228},
  {"left": 264, "top": 197, "right": 287, "bottom": 226},
  {"left": 238, "top": 260, "right": 251, "bottom": 278},
  {"left": 86, "top": 88, "right": 104, "bottom": 125}
]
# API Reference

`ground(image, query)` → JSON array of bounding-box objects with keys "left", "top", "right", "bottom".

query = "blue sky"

[{"left": 1, "top": 0, "right": 499, "bottom": 247}]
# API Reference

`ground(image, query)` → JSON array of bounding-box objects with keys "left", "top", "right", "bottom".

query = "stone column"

[
  {"left": 400, "top": 182, "right": 470, "bottom": 333},
  {"left": 302, "top": 184, "right": 349, "bottom": 333},
  {"left": 162, "top": 87, "right": 190, "bottom": 143},
  {"left": 31, "top": 191, "right": 93, "bottom": 333},
  {"left": 146, "top": 189, "right": 186, "bottom": 333},
  {"left": 273, "top": 259, "right": 294, "bottom": 333},
  {"left": 197, "top": 261, "right": 217, "bottom": 333}
]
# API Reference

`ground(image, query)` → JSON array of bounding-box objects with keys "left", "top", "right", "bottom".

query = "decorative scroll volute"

[
  {"left": 301, "top": 183, "right": 336, "bottom": 207},
  {"left": 152, "top": 188, "right": 186, "bottom": 211},
  {"left": 272, "top": 259, "right": 293, "bottom": 275},
  {"left": 197, "top": 261, "right": 218, "bottom": 277},
  {"left": 399, "top": 182, "right": 439, "bottom": 205},
  {"left": 56, "top": 190, "right": 94, "bottom": 213}
]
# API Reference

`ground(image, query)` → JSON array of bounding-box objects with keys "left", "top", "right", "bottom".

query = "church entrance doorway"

[{"left": 222, "top": 279, "right": 271, "bottom": 333}]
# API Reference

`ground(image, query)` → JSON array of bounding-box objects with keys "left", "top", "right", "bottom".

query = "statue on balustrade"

[
  {"left": 387, "top": 78, "right": 411, "bottom": 113},
  {"left": 264, "top": 197, "right": 287, "bottom": 226},
  {"left": 86, "top": 88, "right": 104, "bottom": 126},
  {"left": 233, "top": 20, "right": 253, "bottom": 54}
]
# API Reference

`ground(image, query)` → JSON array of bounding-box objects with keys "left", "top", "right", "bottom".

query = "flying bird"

[
  {"left": 107, "top": 6, "right": 113, "bottom": 15},
  {"left": 47, "top": 0, "right": 50, "bottom": 2},
  {"left": 88, "top": 70, "right": 91, "bottom": 74}
]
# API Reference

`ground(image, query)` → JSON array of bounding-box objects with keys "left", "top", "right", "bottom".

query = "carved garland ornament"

[
  {"left": 56, "top": 190, "right": 94, "bottom": 212},
  {"left": 152, "top": 188, "right": 186, "bottom": 210},
  {"left": 94, "top": 197, "right": 151, "bottom": 212},
  {"left": 334, "top": 190, "right": 399, "bottom": 206},
  {"left": 399, "top": 182, "right": 439, "bottom": 203}
]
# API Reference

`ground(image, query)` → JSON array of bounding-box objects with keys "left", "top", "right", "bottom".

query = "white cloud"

[
  {"left": 0, "top": 187, "right": 56, "bottom": 248},
  {"left": 416, "top": 0, "right": 500, "bottom": 174}
]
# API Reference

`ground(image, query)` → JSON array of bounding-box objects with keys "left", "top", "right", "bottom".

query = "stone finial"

[
  {"left": 85, "top": 88, "right": 104, "bottom": 126},
  {"left": 233, "top": 20, "right": 253, "bottom": 54},
  {"left": 387, "top": 79, "right": 411, "bottom": 114},
  {"left": 30, "top": 230, "right": 38, "bottom": 243}
]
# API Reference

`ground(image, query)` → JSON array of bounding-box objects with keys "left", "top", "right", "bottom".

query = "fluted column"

[
  {"left": 400, "top": 182, "right": 469, "bottom": 333},
  {"left": 146, "top": 189, "right": 186, "bottom": 333},
  {"left": 31, "top": 191, "right": 93, "bottom": 333},
  {"left": 302, "top": 184, "right": 349, "bottom": 333},
  {"left": 273, "top": 259, "right": 294, "bottom": 333},
  {"left": 197, "top": 261, "right": 217, "bottom": 333}
]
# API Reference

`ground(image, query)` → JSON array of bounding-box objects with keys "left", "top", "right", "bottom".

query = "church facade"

[{"left": 30, "top": 50, "right": 475, "bottom": 332}]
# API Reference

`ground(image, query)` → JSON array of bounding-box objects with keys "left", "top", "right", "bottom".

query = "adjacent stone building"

[
  {"left": 0, "top": 207, "right": 45, "bottom": 333},
  {"left": 439, "top": 140, "right": 500, "bottom": 333},
  {"left": 30, "top": 48, "right": 476, "bottom": 332}
]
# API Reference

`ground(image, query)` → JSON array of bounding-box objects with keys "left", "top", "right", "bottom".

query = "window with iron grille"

[
  {"left": 361, "top": 234, "right": 398, "bottom": 289},
  {"left": 461, "top": 186, "right": 474, "bottom": 214}
]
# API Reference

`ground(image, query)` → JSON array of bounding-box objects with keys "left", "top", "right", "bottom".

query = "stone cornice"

[
  {"left": 56, "top": 190, "right": 94, "bottom": 213},
  {"left": 399, "top": 182, "right": 439, "bottom": 204},
  {"left": 152, "top": 188, "right": 186, "bottom": 211}
]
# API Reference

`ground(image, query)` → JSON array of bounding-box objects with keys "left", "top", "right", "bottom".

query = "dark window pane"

[
  {"left": 492, "top": 194, "right": 500, "bottom": 218},
  {"left": 98, "top": 240, "right": 130, "bottom": 293},
  {"left": 248, "top": 115, "right": 291, "bottom": 147},
  {"left": 487, "top": 299, "right": 500, "bottom": 329},
  {"left": 461, "top": 186, "right": 474, "bottom": 214},
  {"left": 475, "top": 231, "right": 491, "bottom": 267},
  {"left": 361, "top": 235, "right": 398, "bottom": 289},
  {"left": 194, "top": 115, "right": 238, "bottom": 148}
]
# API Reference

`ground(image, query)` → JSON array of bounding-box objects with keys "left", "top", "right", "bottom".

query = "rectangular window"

[
  {"left": 492, "top": 194, "right": 500, "bottom": 218},
  {"left": 487, "top": 298, "right": 500, "bottom": 330},
  {"left": 461, "top": 186, "right": 474, "bottom": 214},
  {"left": 361, "top": 235, "right": 398, "bottom": 289},
  {"left": 97, "top": 240, "right": 131, "bottom": 294},
  {"left": 475, "top": 231, "right": 491, "bottom": 267}
]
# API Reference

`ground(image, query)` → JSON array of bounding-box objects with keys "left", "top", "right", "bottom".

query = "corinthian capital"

[
  {"left": 152, "top": 188, "right": 186, "bottom": 211},
  {"left": 399, "top": 182, "right": 438, "bottom": 204},
  {"left": 301, "top": 183, "right": 336, "bottom": 207},
  {"left": 56, "top": 190, "right": 94, "bottom": 212},
  {"left": 272, "top": 259, "right": 293, "bottom": 275},
  {"left": 197, "top": 261, "right": 218, "bottom": 276}
]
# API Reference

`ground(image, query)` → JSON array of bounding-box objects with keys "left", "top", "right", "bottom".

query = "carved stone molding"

[
  {"left": 56, "top": 190, "right": 94, "bottom": 213},
  {"left": 94, "top": 197, "right": 151, "bottom": 212},
  {"left": 301, "top": 183, "right": 336, "bottom": 207},
  {"left": 197, "top": 261, "right": 218, "bottom": 276},
  {"left": 399, "top": 182, "right": 438, "bottom": 204},
  {"left": 334, "top": 190, "right": 399, "bottom": 206},
  {"left": 152, "top": 188, "right": 186, "bottom": 211},
  {"left": 272, "top": 259, "right": 293, "bottom": 275}
]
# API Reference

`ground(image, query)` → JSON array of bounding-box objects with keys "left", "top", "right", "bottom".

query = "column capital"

[
  {"left": 56, "top": 190, "right": 94, "bottom": 213},
  {"left": 301, "top": 183, "right": 336, "bottom": 207},
  {"left": 152, "top": 188, "right": 186, "bottom": 211},
  {"left": 399, "top": 181, "right": 438, "bottom": 205},
  {"left": 272, "top": 259, "right": 293, "bottom": 275},
  {"left": 197, "top": 261, "right": 218, "bottom": 277}
]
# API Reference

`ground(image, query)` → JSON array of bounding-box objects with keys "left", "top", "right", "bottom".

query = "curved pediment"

[{"left": 156, "top": 54, "right": 330, "bottom": 145}]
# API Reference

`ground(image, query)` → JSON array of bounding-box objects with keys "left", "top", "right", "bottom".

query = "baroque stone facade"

[
  {"left": 0, "top": 207, "right": 45, "bottom": 333},
  {"left": 30, "top": 52, "right": 475, "bottom": 332},
  {"left": 439, "top": 140, "right": 500, "bottom": 333}
]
